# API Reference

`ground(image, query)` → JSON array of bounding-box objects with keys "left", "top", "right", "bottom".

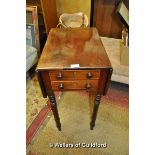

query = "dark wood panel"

[
  {"left": 93, "top": 0, "right": 129, "bottom": 38},
  {"left": 40, "top": 0, "right": 59, "bottom": 34},
  {"left": 36, "top": 71, "right": 47, "bottom": 97}
]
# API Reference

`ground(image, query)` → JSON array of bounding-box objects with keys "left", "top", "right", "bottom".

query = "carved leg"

[
  {"left": 89, "top": 92, "right": 95, "bottom": 120},
  {"left": 48, "top": 94, "right": 61, "bottom": 131},
  {"left": 90, "top": 93, "right": 101, "bottom": 130}
]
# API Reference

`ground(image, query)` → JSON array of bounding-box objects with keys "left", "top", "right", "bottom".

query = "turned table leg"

[
  {"left": 89, "top": 92, "right": 95, "bottom": 120},
  {"left": 48, "top": 94, "right": 61, "bottom": 131},
  {"left": 90, "top": 93, "right": 101, "bottom": 130}
]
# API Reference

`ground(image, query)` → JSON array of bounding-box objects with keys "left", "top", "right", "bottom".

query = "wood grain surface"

[
  {"left": 37, "top": 27, "right": 112, "bottom": 70},
  {"left": 51, "top": 80, "right": 99, "bottom": 91},
  {"left": 93, "top": 0, "right": 129, "bottom": 38},
  {"left": 49, "top": 70, "right": 100, "bottom": 81},
  {"left": 40, "top": 0, "right": 59, "bottom": 34}
]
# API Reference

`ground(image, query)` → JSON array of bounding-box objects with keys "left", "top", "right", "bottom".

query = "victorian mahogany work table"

[{"left": 36, "top": 28, "right": 113, "bottom": 131}]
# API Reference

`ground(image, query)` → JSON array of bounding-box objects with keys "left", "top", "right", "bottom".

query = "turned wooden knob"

[
  {"left": 57, "top": 72, "right": 63, "bottom": 80},
  {"left": 58, "top": 83, "right": 64, "bottom": 90},
  {"left": 85, "top": 83, "right": 92, "bottom": 91},
  {"left": 87, "top": 72, "right": 93, "bottom": 79}
]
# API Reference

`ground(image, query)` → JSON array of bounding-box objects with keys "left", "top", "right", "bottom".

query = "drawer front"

[
  {"left": 51, "top": 80, "right": 99, "bottom": 91},
  {"left": 49, "top": 70, "right": 100, "bottom": 81}
]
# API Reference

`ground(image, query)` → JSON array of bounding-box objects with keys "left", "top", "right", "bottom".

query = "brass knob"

[
  {"left": 87, "top": 72, "right": 93, "bottom": 79},
  {"left": 57, "top": 72, "right": 63, "bottom": 80},
  {"left": 85, "top": 83, "right": 92, "bottom": 91},
  {"left": 58, "top": 83, "right": 64, "bottom": 90}
]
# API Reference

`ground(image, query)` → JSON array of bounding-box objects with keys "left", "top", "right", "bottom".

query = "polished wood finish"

[
  {"left": 49, "top": 70, "right": 100, "bottom": 81},
  {"left": 36, "top": 28, "right": 113, "bottom": 130},
  {"left": 37, "top": 28, "right": 111, "bottom": 69},
  {"left": 40, "top": 0, "right": 59, "bottom": 34},
  {"left": 51, "top": 80, "right": 99, "bottom": 91}
]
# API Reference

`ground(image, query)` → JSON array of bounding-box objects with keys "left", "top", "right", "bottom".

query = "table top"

[{"left": 37, "top": 27, "right": 112, "bottom": 70}]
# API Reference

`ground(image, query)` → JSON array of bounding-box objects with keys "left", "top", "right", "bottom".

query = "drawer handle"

[
  {"left": 85, "top": 83, "right": 92, "bottom": 91},
  {"left": 57, "top": 72, "right": 63, "bottom": 80},
  {"left": 58, "top": 83, "right": 64, "bottom": 90},
  {"left": 87, "top": 72, "right": 93, "bottom": 79}
]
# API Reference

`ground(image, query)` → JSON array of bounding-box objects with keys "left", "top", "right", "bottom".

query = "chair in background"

[{"left": 26, "top": 6, "right": 40, "bottom": 72}]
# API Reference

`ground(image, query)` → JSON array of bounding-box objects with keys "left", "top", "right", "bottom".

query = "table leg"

[
  {"left": 90, "top": 93, "right": 101, "bottom": 130},
  {"left": 89, "top": 92, "right": 95, "bottom": 119},
  {"left": 48, "top": 94, "right": 61, "bottom": 131}
]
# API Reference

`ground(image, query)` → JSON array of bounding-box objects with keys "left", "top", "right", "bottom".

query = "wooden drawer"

[
  {"left": 51, "top": 80, "right": 99, "bottom": 91},
  {"left": 49, "top": 70, "right": 100, "bottom": 81}
]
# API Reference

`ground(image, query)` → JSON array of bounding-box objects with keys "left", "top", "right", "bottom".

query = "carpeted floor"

[
  {"left": 26, "top": 71, "right": 48, "bottom": 129},
  {"left": 27, "top": 82, "right": 128, "bottom": 155}
]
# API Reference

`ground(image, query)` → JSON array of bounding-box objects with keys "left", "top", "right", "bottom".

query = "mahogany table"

[{"left": 36, "top": 28, "right": 113, "bottom": 131}]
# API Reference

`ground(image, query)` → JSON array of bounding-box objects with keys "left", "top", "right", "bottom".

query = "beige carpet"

[
  {"left": 101, "top": 37, "right": 129, "bottom": 84},
  {"left": 27, "top": 91, "right": 128, "bottom": 155}
]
